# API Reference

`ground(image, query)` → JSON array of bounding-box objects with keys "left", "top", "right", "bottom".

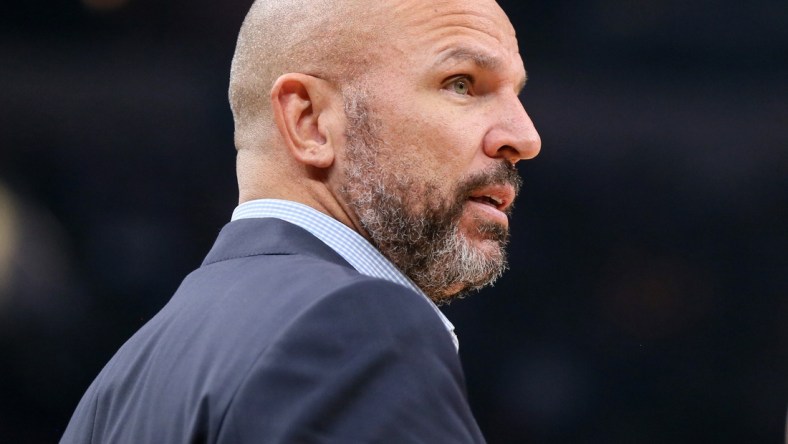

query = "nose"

[{"left": 482, "top": 93, "right": 541, "bottom": 164}]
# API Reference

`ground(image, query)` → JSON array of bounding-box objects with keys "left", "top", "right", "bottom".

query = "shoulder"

[
  {"left": 285, "top": 276, "right": 453, "bottom": 354},
  {"left": 218, "top": 278, "right": 475, "bottom": 443},
  {"left": 188, "top": 238, "right": 441, "bottom": 333},
  {"left": 173, "top": 250, "right": 457, "bottom": 365}
]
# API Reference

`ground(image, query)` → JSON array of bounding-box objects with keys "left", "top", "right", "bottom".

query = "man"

[{"left": 62, "top": 0, "right": 540, "bottom": 442}]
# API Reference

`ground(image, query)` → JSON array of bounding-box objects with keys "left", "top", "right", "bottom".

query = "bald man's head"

[
  {"left": 229, "top": 0, "right": 389, "bottom": 153},
  {"left": 227, "top": 0, "right": 539, "bottom": 301}
]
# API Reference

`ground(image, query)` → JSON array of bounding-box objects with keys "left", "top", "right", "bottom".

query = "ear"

[{"left": 270, "top": 73, "right": 341, "bottom": 169}]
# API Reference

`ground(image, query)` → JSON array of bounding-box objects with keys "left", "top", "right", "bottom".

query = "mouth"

[{"left": 467, "top": 184, "right": 516, "bottom": 213}]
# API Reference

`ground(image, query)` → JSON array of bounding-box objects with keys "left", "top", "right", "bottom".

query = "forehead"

[{"left": 388, "top": 0, "right": 521, "bottom": 60}]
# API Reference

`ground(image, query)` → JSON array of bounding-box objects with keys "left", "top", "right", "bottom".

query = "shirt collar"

[{"left": 232, "top": 199, "right": 458, "bottom": 350}]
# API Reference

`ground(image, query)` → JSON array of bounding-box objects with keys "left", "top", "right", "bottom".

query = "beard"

[{"left": 339, "top": 89, "right": 523, "bottom": 303}]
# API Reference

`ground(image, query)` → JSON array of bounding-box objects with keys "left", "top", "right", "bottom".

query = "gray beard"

[{"left": 339, "top": 89, "right": 521, "bottom": 303}]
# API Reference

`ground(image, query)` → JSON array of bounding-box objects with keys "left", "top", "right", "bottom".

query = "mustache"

[{"left": 456, "top": 161, "right": 522, "bottom": 207}]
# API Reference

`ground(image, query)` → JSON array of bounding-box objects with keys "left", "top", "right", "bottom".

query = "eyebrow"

[{"left": 435, "top": 47, "right": 528, "bottom": 94}]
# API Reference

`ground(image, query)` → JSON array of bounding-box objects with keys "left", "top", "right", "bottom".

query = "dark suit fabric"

[{"left": 62, "top": 218, "right": 485, "bottom": 443}]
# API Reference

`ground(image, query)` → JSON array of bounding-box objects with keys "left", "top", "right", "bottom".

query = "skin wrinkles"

[
  {"left": 428, "top": 38, "right": 524, "bottom": 89},
  {"left": 434, "top": 48, "right": 506, "bottom": 74},
  {"left": 394, "top": 1, "right": 519, "bottom": 51},
  {"left": 433, "top": 47, "right": 528, "bottom": 95},
  {"left": 392, "top": 0, "right": 515, "bottom": 37},
  {"left": 381, "top": 3, "right": 527, "bottom": 114},
  {"left": 392, "top": 2, "right": 524, "bottom": 95},
  {"left": 410, "top": 28, "right": 518, "bottom": 80}
]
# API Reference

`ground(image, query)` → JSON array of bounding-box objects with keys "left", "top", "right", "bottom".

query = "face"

[{"left": 337, "top": 0, "right": 541, "bottom": 302}]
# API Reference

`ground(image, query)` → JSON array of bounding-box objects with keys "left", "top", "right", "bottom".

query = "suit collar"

[{"left": 202, "top": 218, "right": 352, "bottom": 269}]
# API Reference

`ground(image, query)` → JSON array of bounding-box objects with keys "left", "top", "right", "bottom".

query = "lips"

[{"left": 467, "top": 184, "right": 516, "bottom": 213}]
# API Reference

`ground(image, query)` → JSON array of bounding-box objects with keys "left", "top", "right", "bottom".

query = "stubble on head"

[{"left": 339, "top": 88, "right": 522, "bottom": 304}]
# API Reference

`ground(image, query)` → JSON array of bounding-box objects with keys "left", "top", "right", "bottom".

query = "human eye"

[{"left": 443, "top": 75, "right": 473, "bottom": 96}]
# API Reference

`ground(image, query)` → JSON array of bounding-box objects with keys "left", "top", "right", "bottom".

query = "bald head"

[
  {"left": 227, "top": 0, "right": 540, "bottom": 300},
  {"left": 229, "top": 0, "right": 389, "bottom": 153}
]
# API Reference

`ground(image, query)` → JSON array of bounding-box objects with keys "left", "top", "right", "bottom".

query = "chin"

[
  {"left": 468, "top": 236, "right": 506, "bottom": 259},
  {"left": 463, "top": 221, "right": 509, "bottom": 249}
]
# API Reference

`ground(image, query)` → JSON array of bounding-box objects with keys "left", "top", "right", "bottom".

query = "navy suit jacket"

[{"left": 62, "top": 218, "right": 485, "bottom": 443}]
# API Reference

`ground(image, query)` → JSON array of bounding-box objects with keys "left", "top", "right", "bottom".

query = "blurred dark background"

[{"left": 1, "top": 1, "right": 786, "bottom": 443}]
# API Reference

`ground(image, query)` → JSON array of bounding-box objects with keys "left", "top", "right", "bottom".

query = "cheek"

[
  {"left": 377, "top": 95, "right": 486, "bottom": 183},
  {"left": 399, "top": 115, "right": 476, "bottom": 170}
]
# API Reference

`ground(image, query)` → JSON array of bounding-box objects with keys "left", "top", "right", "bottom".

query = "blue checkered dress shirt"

[{"left": 232, "top": 199, "right": 459, "bottom": 350}]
